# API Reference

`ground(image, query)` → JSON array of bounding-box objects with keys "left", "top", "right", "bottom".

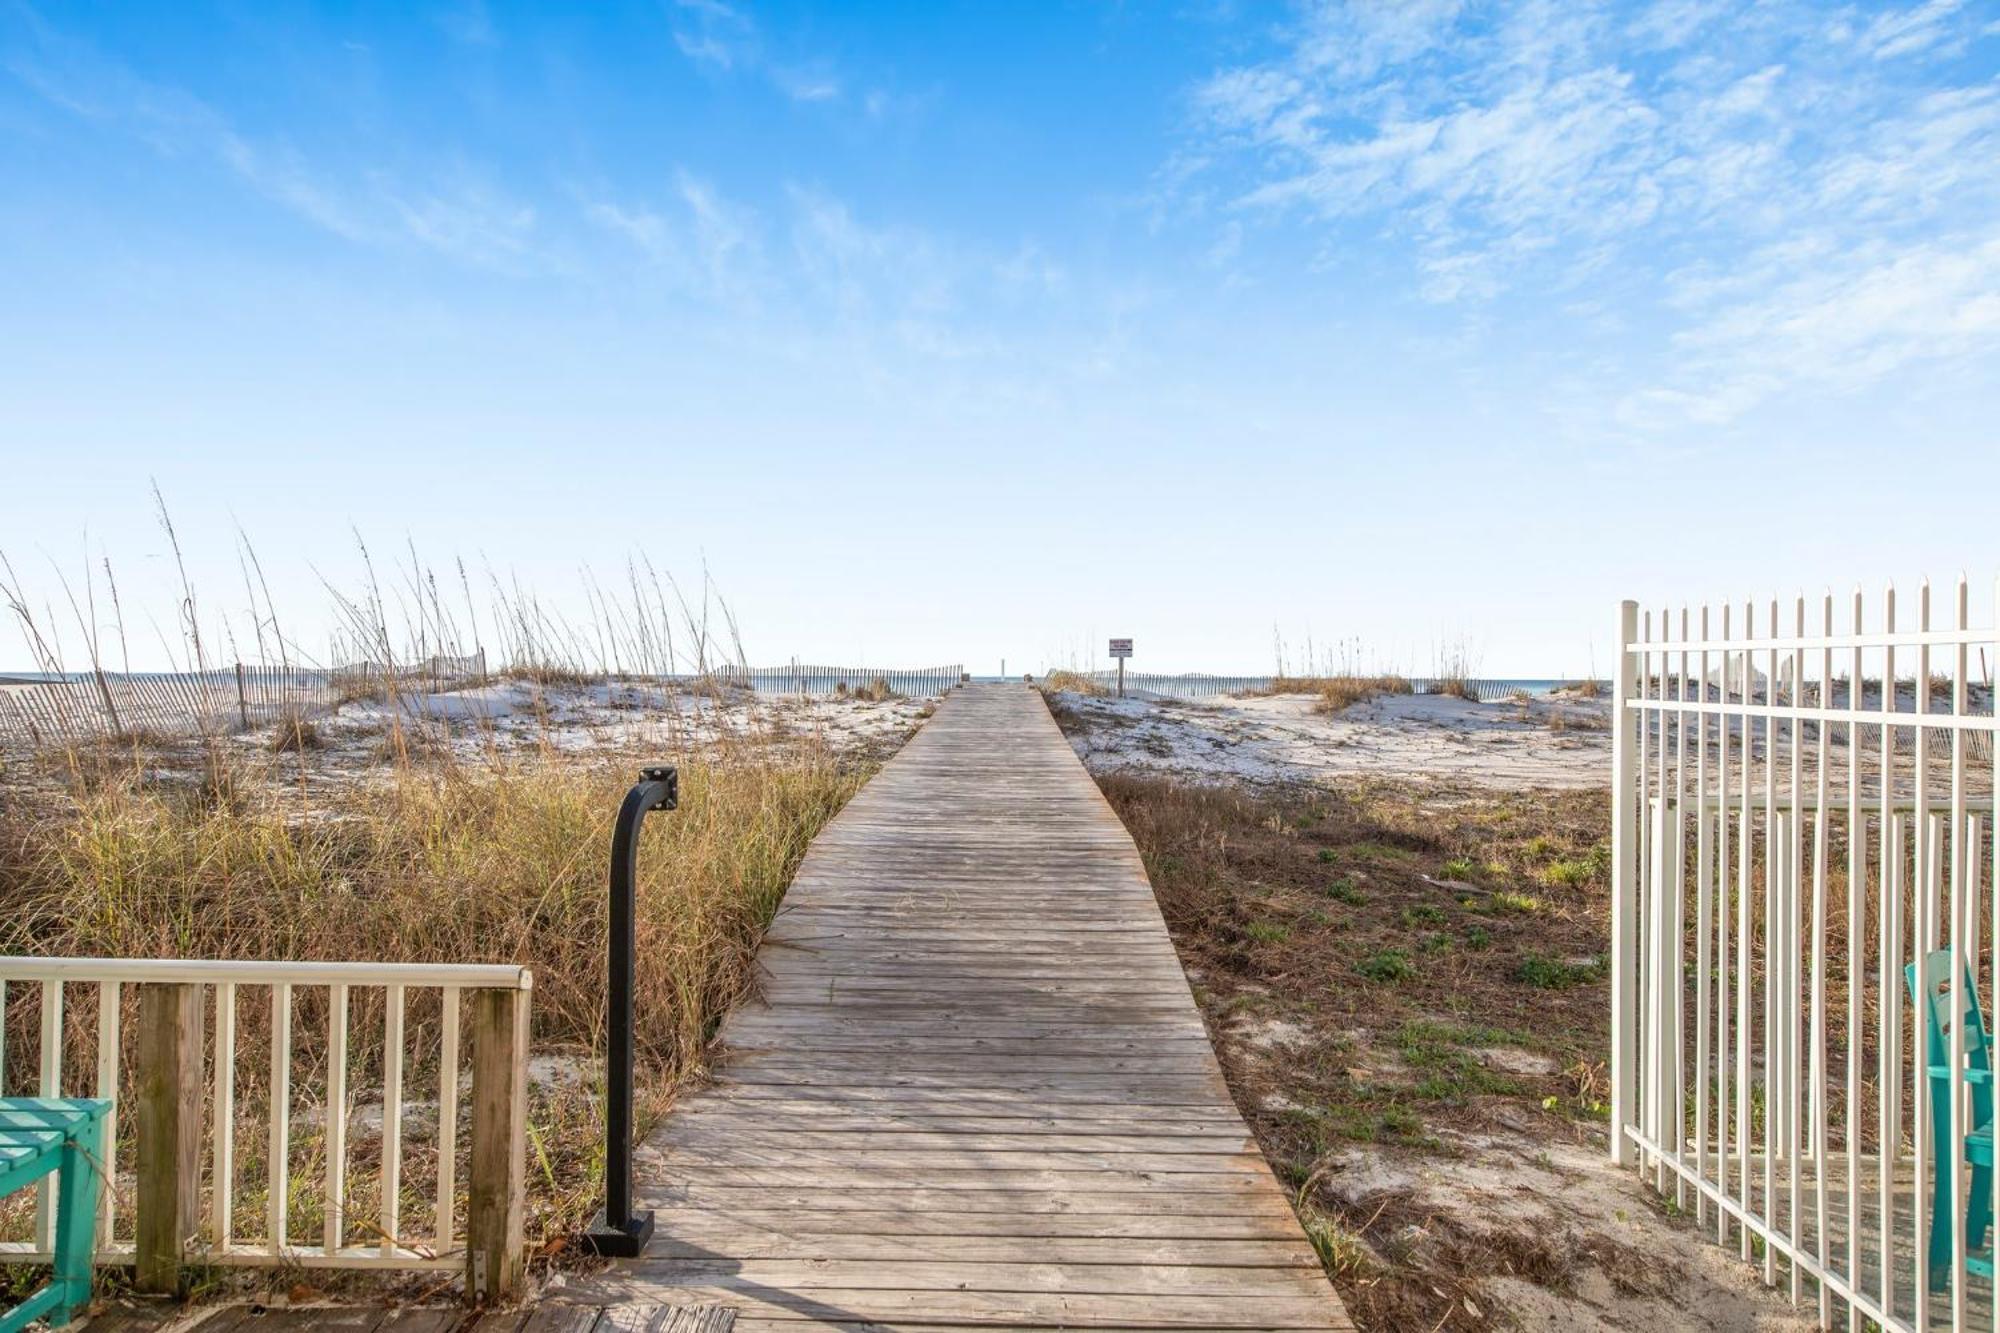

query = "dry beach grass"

[
  {"left": 1097, "top": 771, "right": 1617, "bottom": 1329},
  {"left": 1044, "top": 689, "right": 1818, "bottom": 1332},
  {"left": 0, "top": 696, "right": 881, "bottom": 1287},
  {"left": 1263, "top": 673, "right": 1416, "bottom": 713},
  {"left": 0, "top": 516, "right": 942, "bottom": 1287},
  {"left": 1, "top": 742, "right": 861, "bottom": 1070}
]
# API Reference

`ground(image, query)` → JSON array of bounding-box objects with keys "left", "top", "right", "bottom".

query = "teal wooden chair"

[
  {"left": 0, "top": 1097, "right": 108, "bottom": 1333},
  {"left": 1906, "top": 950, "right": 1996, "bottom": 1291}
]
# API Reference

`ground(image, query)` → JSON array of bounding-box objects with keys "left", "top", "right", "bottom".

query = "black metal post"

[{"left": 582, "top": 764, "right": 678, "bottom": 1257}]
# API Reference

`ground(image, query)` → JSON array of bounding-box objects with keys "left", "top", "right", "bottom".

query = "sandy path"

[{"left": 1052, "top": 688, "right": 1612, "bottom": 790}]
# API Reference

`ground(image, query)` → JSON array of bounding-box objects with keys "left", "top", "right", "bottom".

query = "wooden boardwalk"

[
  {"left": 567, "top": 684, "right": 1352, "bottom": 1330},
  {"left": 84, "top": 1304, "right": 732, "bottom": 1333}
]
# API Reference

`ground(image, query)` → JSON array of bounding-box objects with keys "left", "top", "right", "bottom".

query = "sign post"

[{"left": 1108, "top": 638, "right": 1133, "bottom": 697}]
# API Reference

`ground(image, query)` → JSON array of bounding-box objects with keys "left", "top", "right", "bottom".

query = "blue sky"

[{"left": 2, "top": 1, "right": 1997, "bottom": 676}]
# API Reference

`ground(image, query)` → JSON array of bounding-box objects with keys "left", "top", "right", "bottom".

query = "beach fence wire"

[{"left": 1612, "top": 578, "right": 2000, "bottom": 1333}]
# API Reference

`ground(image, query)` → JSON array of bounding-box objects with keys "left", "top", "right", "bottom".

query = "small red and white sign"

[{"left": 1108, "top": 638, "right": 1133, "bottom": 659}]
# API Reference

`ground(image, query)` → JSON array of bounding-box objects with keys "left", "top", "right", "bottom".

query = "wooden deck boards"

[
  {"left": 567, "top": 684, "right": 1351, "bottom": 1330},
  {"left": 85, "top": 1303, "right": 732, "bottom": 1333}
]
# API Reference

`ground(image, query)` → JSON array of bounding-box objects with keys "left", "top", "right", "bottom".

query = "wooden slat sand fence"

[
  {"left": 715, "top": 664, "right": 965, "bottom": 699},
  {"left": 0, "top": 652, "right": 488, "bottom": 752}
]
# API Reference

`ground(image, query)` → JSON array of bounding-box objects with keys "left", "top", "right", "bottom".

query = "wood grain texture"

[
  {"left": 97, "top": 1304, "right": 733, "bottom": 1333},
  {"left": 468, "top": 987, "right": 529, "bottom": 1303},
  {"left": 133, "top": 983, "right": 203, "bottom": 1296},
  {"left": 568, "top": 684, "right": 1352, "bottom": 1329}
]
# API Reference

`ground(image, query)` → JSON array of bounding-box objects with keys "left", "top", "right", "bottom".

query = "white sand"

[
  {"left": 244, "top": 678, "right": 930, "bottom": 772},
  {"left": 1052, "top": 687, "right": 1611, "bottom": 789}
]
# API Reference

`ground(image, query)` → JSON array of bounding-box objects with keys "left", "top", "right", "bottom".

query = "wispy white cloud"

[
  {"left": 212, "top": 134, "right": 376, "bottom": 243},
  {"left": 1183, "top": 0, "right": 2000, "bottom": 424},
  {"left": 581, "top": 170, "right": 768, "bottom": 309},
  {"left": 389, "top": 183, "right": 536, "bottom": 266},
  {"left": 668, "top": 0, "right": 843, "bottom": 104},
  {"left": 1851, "top": 0, "right": 1968, "bottom": 61},
  {"left": 679, "top": 173, "right": 764, "bottom": 300},
  {"left": 11, "top": 0, "right": 1085, "bottom": 398},
  {"left": 577, "top": 171, "right": 1138, "bottom": 405},
  {"left": 670, "top": 0, "right": 752, "bottom": 71},
  {"left": 6, "top": 16, "right": 539, "bottom": 268},
  {"left": 769, "top": 65, "right": 840, "bottom": 103},
  {"left": 1622, "top": 233, "right": 2000, "bottom": 428}
]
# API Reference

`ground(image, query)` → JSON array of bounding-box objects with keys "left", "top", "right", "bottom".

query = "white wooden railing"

[
  {"left": 0, "top": 957, "right": 531, "bottom": 1298},
  {"left": 1611, "top": 578, "right": 1999, "bottom": 1332}
]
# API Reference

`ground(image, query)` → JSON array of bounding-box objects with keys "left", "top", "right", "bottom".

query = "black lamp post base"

[{"left": 581, "top": 1210, "right": 655, "bottom": 1258}]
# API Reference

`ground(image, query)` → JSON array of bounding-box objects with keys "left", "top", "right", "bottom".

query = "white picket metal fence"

[
  {"left": 0, "top": 957, "right": 531, "bottom": 1280},
  {"left": 1611, "top": 578, "right": 2000, "bottom": 1331}
]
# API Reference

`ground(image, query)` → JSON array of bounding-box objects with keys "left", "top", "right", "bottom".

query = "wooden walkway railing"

[
  {"left": 0, "top": 959, "right": 532, "bottom": 1301},
  {"left": 567, "top": 683, "right": 1352, "bottom": 1329}
]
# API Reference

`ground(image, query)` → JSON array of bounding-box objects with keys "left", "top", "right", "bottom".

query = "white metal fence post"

[{"left": 1611, "top": 598, "right": 1640, "bottom": 1166}]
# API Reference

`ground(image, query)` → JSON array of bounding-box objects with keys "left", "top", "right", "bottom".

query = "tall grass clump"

[
  {"left": 1038, "top": 669, "right": 1109, "bottom": 697},
  {"left": 1264, "top": 674, "right": 1414, "bottom": 713},
  {"left": 1431, "top": 638, "right": 1482, "bottom": 701},
  {"left": 0, "top": 494, "right": 898, "bottom": 1259},
  {"left": 0, "top": 749, "right": 860, "bottom": 1073},
  {"left": 0, "top": 741, "right": 867, "bottom": 1256},
  {"left": 1313, "top": 674, "right": 1414, "bottom": 713}
]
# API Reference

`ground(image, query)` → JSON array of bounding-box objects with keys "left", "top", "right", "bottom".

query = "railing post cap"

[{"left": 637, "top": 765, "right": 680, "bottom": 810}]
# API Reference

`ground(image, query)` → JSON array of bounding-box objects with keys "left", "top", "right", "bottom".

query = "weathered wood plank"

[
  {"left": 643, "top": 1186, "right": 1306, "bottom": 1217},
  {"left": 640, "top": 1232, "right": 1321, "bottom": 1264},
  {"left": 134, "top": 983, "right": 204, "bottom": 1296},
  {"left": 585, "top": 1285, "right": 1338, "bottom": 1329},
  {"left": 467, "top": 987, "right": 529, "bottom": 1302},
  {"left": 214, "top": 1310, "right": 388, "bottom": 1333},
  {"left": 596, "top": 1307, "right": 734, "bottom": 1333},
  {"left": 642, "top": 1207, "right": 1309, "bottom": 1238},
  {"left": 621, "top": 1259, "right": 1334, "bottom": 1297},
  {"left": 722, "top": 1322, "right": 1329, "bottom": 1333},
  {"left": 458, "top": 1310, "right": 528, "bottom": 1333},
  {"left": 78, "top": 1305, "right": 184, "bottom": 1333},
  {"left": 375, "top": 1311, "right": 466, "bottom": 1333},
  {"left": 634, "top": 1165, "right": 1282, "bottom": 1192},
  {"left": 576, "top": 684, "right": 1350, "bottom": 1329},
  {"left": 655, "top": 1128, "right": 1256, "bottom": 1152},
  {"left": 727, "top": 1029, "right": 1219, "bottom": 1051},
  {"left": 668, "top": 1099, "right": 1246, "bottom": 1126},
  {"left": 634, "top": 1144, "right": 1278, "bottom": 1174}
]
